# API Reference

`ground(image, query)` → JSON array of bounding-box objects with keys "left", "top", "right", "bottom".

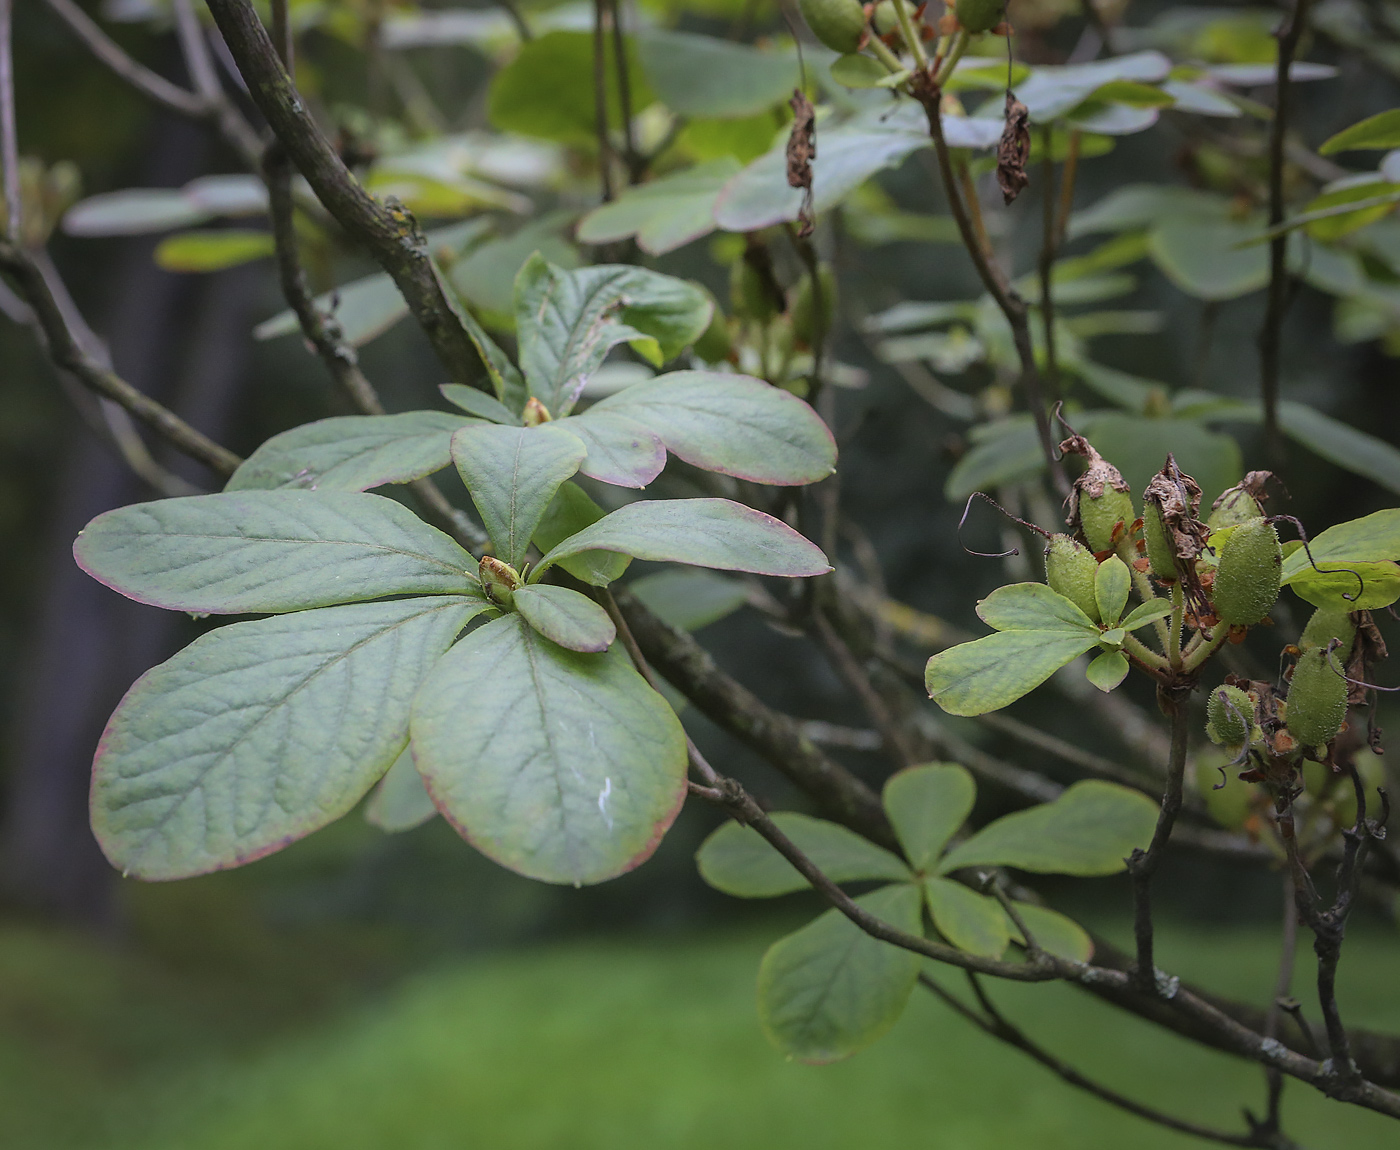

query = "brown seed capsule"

[
  {"left": 1285, "top": 646, "right": 1348, "bottom": 750},
  {"left": 479, "top": 555, "right": 522, "bottom": 608},
  {"left": 1207, "top": 471, "right": 1272, "bottom": 532},
  {"left": 1206, "top": 684, "right": 1254, "bottom": 751},
  {"left": 1044, "top": 534, "right": 1101, "bottom": 623},
  {"left": 522, "top": 397, "right": 551, "bottom": 426},
  {"left": 798, "top": 0, "right": 867, "bottom": 53},
  {"left": 1060, "top": 434, "right": 1135, "bottom": 555},
  {"left": 1212, "top": 518, "right": 1282, "bottom": 627}
]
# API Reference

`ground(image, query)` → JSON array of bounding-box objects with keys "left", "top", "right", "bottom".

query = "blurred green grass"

[{"left": 3, "top": 910, "right": 1400, "bottom": 1150}]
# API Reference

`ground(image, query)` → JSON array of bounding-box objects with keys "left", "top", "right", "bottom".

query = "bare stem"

[
  {"left": 0, "top": 0, "right": 19, "bottom": 243},
  {"left": 593, "top": 0, "right": 616, "bottom": 202}
]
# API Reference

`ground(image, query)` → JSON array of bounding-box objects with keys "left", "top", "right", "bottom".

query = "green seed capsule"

[
  {"left": 1194, "top": 749, "right": 1254, "bottom": 830},
  {"left": 1206, "top": 684, "right": 1254, "bottom": 750},
  {"left": 955, "top": 0, "right": 1004, "bottom": 33},
  {"left": 791, "top": 265, "right": 836, "bottom": 346},
  {"left": 1080, "top": 486, "right": 1135, "bottom": 555},
  {"left": 1299, "top": 607, "right": 1356, "bottom": 655},
  {"left": 873, "top": 0, "right": 900, "bottom": 36},
  {"left": 1286, "top": 647, "right": 1348, "bottom": 750},
  {"left": 1045, "top": 535, "right": 1101, "bottom": 623},
  {"left": 1212, "top": 518, "right": 1282, "bottom": 626},
  {"left": 1143, "top": 503, "right": 1176, "bottom": 578},
  {"left": 1207, "top": 471, "right": 1272, "bottom": 532},
  {"left": 798, "top": 0, "right": 867, "bottom": 53}
]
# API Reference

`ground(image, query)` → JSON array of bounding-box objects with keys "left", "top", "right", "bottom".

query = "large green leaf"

[
  {"left": 938, "top": 780, "right": 1159, "bottom": 876},
  {"left": 1013, "top": 51, "right": 1171, "bottom": 122},
  {"left": 410, "top": 614, "right": 687, "bottom": 885},
  {"left": 74, "top": 492, "right": 481, "bottom": 614},
  {"left": 450, "top": 423, "right": 587, "bottom": 569},
  {"left": 533, "top": 498, "right": 831, "bottom": 581},
  {"left": 635, "top": 30, "right": 797, "bottom": 119},
  {"left": 555, "top": 410, "right": 667, "bottom": 487},
  {"left": 1148, "top": 216, "right": 1270, "bottom": 300},
  {"left": 757, "top": 883, "right": 923, "bottom": 1064},
  {"left": 254, "top": 270, "right": 408, "bottom": 346},
  {"left": 225, "top": 413, "right": 469, "bottom": 493},
  {"left": 922, "top": 878, "right": 1010, "bottom": 958},
  {"left": 576, "top": 160, "right": 738, "bottom": 256},
  {"left": 1287, "top": 561, "right": 1400, "bottom": 610},
  {"left": 364, "top": 747, "right": 438, "bottom": 833},
  {"left": 697, "top": 812, "right": 910, "bottom": 897},
  {"left": 975, "top": 583, "right": 1099, "bottom": 634},
  {"left": 925, "top": 631, "right": 1101, "bottom": 717},
  {"left": 583, "top": 371, "right": 837, "bottom": 486},
  {"left": 514, "top": 257, "right": 713, "bottom": 416},
  {"left": 63, "top": 187, "right": 212, "bottom": 236},
  {"left": 511, "top": 584, "right": 616, "bottom": 652},
  {"left": 1277, "top": 401, "right": 1400, "bottom": 496},
  {"left": 1320, "top": 109, "right": 1400, "bottom": 154},
  {"left": 532, "top": 482, "right": 632, "bottom": 587},
  {"left": 627, "top": 568, "right": 747, "bottom": 631},
  {"left": 1280, "top": 508, "right": 1400, "bottom": 582},
  {"left": 882, "top": 763, "right": 975, "bottom": 873},
  {"left": 92, "top": 597, "right": 480, "bottom": 880}
]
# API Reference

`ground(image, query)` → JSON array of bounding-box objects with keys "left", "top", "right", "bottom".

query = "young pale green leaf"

[
  {"left": 758, "top": 884, "right": 922, "bottom": 1064},
  {"left": 584, "top": 371, "right": 837, "bottom": 486},
  {"left": 555, "top": 410, "right": 667, "bottom": 488},
  {"left": 627, "top": 568, "right": 747, "bottom": 632},
  {"left": 1007, "top": 903, "right": 1094, "bottom": 963},
  {"left": 1319, "top": 109, "right": 1400, "bottom": 154},
  {"left": 576, "top": 159, "right": 739, "bottom": 256},
  {"left": 154, "top": 229, "right": 273, "bottom": 272},
  {"left": 923, "top": 878, "right": 1010, "bottom": 959},
  {"left": 410, "top": 614, "right": 686, "bottom": 886},
  {"left": 431, "top": 262, "right": 528, "bottom": 410},
  {"left": 1280, "top": 509, "right": 1400, "bottom": 582},
  {"left": 440, "top": 384, "right": 523, "bottom": 425},
  {"left": 511, "top": 584, "right": 616, "bottom": 652},
  {"left": 1120, "top": 598, "right": 1174, "bottom": 631},
  {"left": 92, "top": 597, "right": 481, "bottom": 880},
  {"left": 514, "top": 256, "right": 712, "bottom": 417},
  {"left": 1085, "top": 650, "right": 1130, "bottom": 693},
  {"left": 74, "top": 491, "right": 481, "bottom": 614},
  {"left": 926, "top": 631, "right": 1101, "bottom": 716},
  {"left": 1094, "top": 556, "right": 1132, "bottom": 626},
  {"left": 364, "top": 747, "right": 439, "bottom": 833},
  {"left": 225, "top": 412, "right": 469, "bottom": 493},
  {"left": 882, "top": 763, "right": 976, "bottom": 873},
  {"left": 450, "top": 423, "right": 587, "bottom": 568},
  {"left": 532, "top": 483, "right": 632, "bottom": 587},
  {"left": 696, "top": 812, "right": 910, "bottom": 898},
  {"left": 1288, "top": 561, "right": 1400, "bottom": 610},
  {"left": 635, "top": 30, "right": 798, "bottom": 119},
  {"left": 975, "top": 583, "right": 1099, "bottom": 634},
  {"left": 938, "top": 780, "right": 1159, "bottom": 877},
  {"left": 533, "top": 498, "right": 830, "bottom": 581},
  {"left": 63, "top": 187, "right": 212, "bottom": 236}
]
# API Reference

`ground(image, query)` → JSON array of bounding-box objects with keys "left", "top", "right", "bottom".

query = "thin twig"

[
  {"left": 592, "top": 0, "right": 615, "bottom": 202},
  {"left": 608, "top": 0, "right": 642, "bottom": 184},
  {"left": 811, "top": 608, "right": 919, "bottom": 767},
  {"left": 0, "top": 0, "right": 18, "bottom": 245},
  {"left": 1037, "top": 125, "right": 1061, "bottom": 406}
]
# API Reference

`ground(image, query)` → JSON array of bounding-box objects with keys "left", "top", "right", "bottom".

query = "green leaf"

[
  {"left": 1087, "top": 414, "right": 1242, "bottom": 506},
  {"left": 515, "top": 257, "right": 713, "bottom": 416},
  {"left": 511, "top": 584, "right": 616, "bottom": 652},
  {"left": 1007, "top": 903, "right": 1093, "bottom": 963},
  {"left": 63, "top": 187, "right": 212, "bottom": 236},
  {"left": 583, "top": 371, "right": 837, "bottom": 486},
  {"left": 1298, "top": 180, "right": 1400, "bottom": 242},
  {"left": 757, "top": 884, "right": 922, "bottom": 1064},
  {"left": 533, "top": 498, "right": 831, "bottom": 581},
  {"left": 555, "top": 410, "right": 668, "bottom": 488},
  {"left": 939, "top": 780, "right": 1159, "bottom": 876},
  {"left": 364, "top": 747, "right": 438, "bottom": 833},
  {"left": 253, "top": 271, "right": 408, "bottom": 347},
  {"left": 410, "top": 614, "right": 687, "bottom": 885},
  {"left": 74, "top": 491, "right": 481, "bottom": 614},
  {"left": 1013, "top": 51, "right": 1171, "bottom": 122},
  {"left": 627, "top": 568, "right": 747, "bottom": 631},
  {"left": 925, "top": 631, "right": 1101, "bottom": 716},
  {"left": 975, "top": 583, "right": 1099, "bottom": 634},
  {"left": 1121, "top": 599, "right": 1174, "bottom": 630},
  {"left": 1094, "top": 556, "right": 1132, "bottom": 626},
  {"left": 1287, "top": 561, "right": 1400, "bottom": 610},
  {"left": 882, "top": 763, "right": 975, "bottom": 873},
  {"left": 1085, "top": 650, "right": 1130, "bottom": 692},
  {"left": 449, "top": 212, "right": 581, "bottom": 328},
  {"left": 433, "top": 261, "right": 528, "bottom": 408},
  {"left": 439, "top": 384, "right": 523, "bottom": 425},
  {"left": 92, "top": 596, "right": 480, "bottom": 879},
  {"left": 532, "top": 482, "right": 632, "bottom": 587},
  {"left": 1320, "top": 109, "right": 1400, "bottom": 154},
  {"left": 225, "top": 412, "right": 469, "bottom": 493},
  {"left": 830, "top": 53, "right": 894, "bottom": 89},
  {"left": 1280, "top": 509, "right": 1400, "bottom": 582},
  {"left": 450, "top": 423, "right": 587, "bottom": 569},
  {"left": 154, "top": 229, "right": 274, "bottom": 272},
  {"left": 575, "top": 160, "right": 738, "bottom": 256},
  {"left": 636, "top": 30, "right": 798, "bottom": 118},
  {"left": 1148, "top": 215, "right": 1270, "bottom": 300},
  {"left": 696, "top": 812, "right": 910, "bottom": 897},
  {"left": 922, "top": 878, "right": 1010, "bottom": 958},
  {"left": 1277, "top": 400, "right": 1400, "bottom": 496}
]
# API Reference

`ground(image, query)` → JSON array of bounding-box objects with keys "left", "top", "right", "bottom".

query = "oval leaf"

[
  {"left": 1007, "top": 903, "right": 1094, "bottom": 963},
  {"left": 92, "top": 597, "right": 481, "bottom": 879},
  {"left": 938, "top": 780, "right": 1159, "bottom": 876},
  {"left": 253, "top": 271, "right": 408, "bottom": 347},
  {"left": 226, "top": 412, "right": 469, "bottom": 493},
  {"left": 923, "top": 878, "right": 1010, "bottom": 958},
  {"left": 1094, "top": 556, "right": 1131, "bottom": 626},
  {"left": 1320, "top": 109, "right": 1400, "bottom": 154},
  {"left": 926, "top": 631, "right": 1101, "bottom": 717},
  {"left": 757, "top": 883, "right": 922, "bottom": 1064},
  {"left": 1086, "top": 650, "right": 1130, "bottom": 692},
  {"left": 532, "top": 482, "right": 632, "bottom": 587},
  {"left": 627, "top": 568, "right": 747, "bottom": 632},
  {"left": 1280, "top": 509, "right": 1400, "bottom": 582},
  {"left": 511, "top": 584, "right": 616, "bottom": 652},
  {"left": 556, "top": 410, "right": 667, "bottom": 488},
  {"left": 882, "top": 763, "right": 975, "bottom": 873},
  {"left": 364, "top": 747, "right": 439, "bottom": 833},
  {"left": 696, "top": 812, "right": 910, "bottom": 898},
  {"left": 74, "top": 491, "right": 481, "bottom": 614},
  {"left": 439, "top": 384, "right": 523, "bottom": 425},
  {"left": 534, "top": 498, "right": 830, "bottom": 581},
  {"left": 976, "top": 583, "right": 1099, "bottom": 634},
  {"left": 154, "top": 229, "right": 274, "bottom": 272},
  {"left": 410, "top": 614, "right": 687, "bottom": 886},
  {"left": 1287, "top": 561, "right": 1400, "bottom": 611}
]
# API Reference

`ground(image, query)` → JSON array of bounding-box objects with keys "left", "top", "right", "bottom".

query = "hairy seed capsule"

[
  {"left": 955, "top": 0, "right": 1004, "bottom": 33},
  {"left": 1206, "top": 684, "right": 1254, "bottom": 750},
  {"left": 1080, "top": 486, "right": 1135, "bottom": 555},
  {"left": 1286, "top": 647, "right": 1348, "bottom": 750},
  {"left": 798, "top": 0, "right": 867, "bottom": 53},
  {"left": 1207, "top": 479, "right": 1267, "bottom": 531},
  {"left": 1143, "top": 503, "right": 1176, "bottom": 578},
  {"left": 1044, "top": 535, "right": 1101, "bottom": 623},
  {"left": 1194, "top": 750, "right": 1253, "bottom": 830},
  {"left": 1211, "top": 518, "right": 1281, "bottom": 626},
  {"left": 1299, "top": 607, "right": 1356, "bottom": 655},
  {"left": 873, "top": 0, "right": 901, "bottom": 36}
]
